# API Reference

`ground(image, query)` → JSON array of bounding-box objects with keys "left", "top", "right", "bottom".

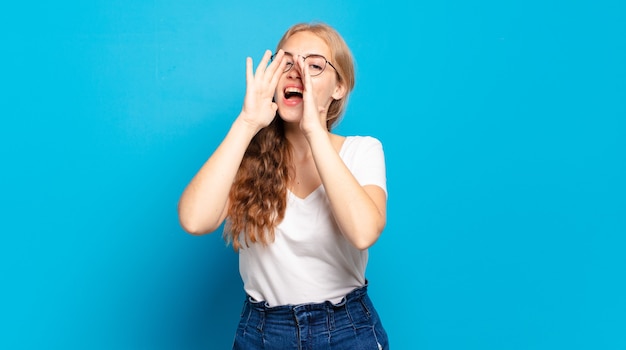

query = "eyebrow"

[{"left": 283, "top": 51, "right": 325, "bottom": 58}]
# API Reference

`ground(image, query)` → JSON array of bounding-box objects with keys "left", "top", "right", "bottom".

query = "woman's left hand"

[{"left": 298, "top": 58, "right": 327, "bottom": 137}]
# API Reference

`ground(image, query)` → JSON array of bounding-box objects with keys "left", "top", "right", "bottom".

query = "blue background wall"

[{"left": 2, "top": 1, "right": 625, "bottom": 349}]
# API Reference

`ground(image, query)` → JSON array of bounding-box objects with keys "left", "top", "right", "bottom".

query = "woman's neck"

[{"left": 284, "top": 123, "right": 322, "bottom": 161}]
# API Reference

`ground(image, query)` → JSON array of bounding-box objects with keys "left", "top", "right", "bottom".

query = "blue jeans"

[{"left": 232, "top": 284, "right": 389, "bottom": 349}]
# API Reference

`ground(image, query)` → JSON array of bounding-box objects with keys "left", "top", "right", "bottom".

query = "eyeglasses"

[{"left": 271, "top": 52, "right": 337, "bottom": 77}]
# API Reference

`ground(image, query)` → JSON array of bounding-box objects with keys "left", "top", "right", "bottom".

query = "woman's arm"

[
  {"left": 178, "top": 50, "right": 287, "bottom": 235},
  {"left": 299, "top": 63, "right": 386, "bottom": 250},
  {"left": 178, "top": 118, "right": 259, "bottom": 235},
  {"left": 308, "top": 132, "right": 387, "bottom": 250}
]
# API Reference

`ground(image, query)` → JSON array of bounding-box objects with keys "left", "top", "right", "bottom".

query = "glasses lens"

[
  {"left": 282, "top": 53, "right": 295, "bottom": 73},
  {"left": 305, "top": 56, "right": 326, "bottom": 76}
]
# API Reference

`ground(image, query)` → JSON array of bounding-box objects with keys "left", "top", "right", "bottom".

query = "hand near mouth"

[
  {"left": 298, "top": 57, "right": 328, "bottom": 137},
  {"left": 240, "top": 49, "right": 287, "bottom": 131}
]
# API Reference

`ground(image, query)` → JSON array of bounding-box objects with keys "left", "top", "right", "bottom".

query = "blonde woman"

[{"left": 179, "top": 22, "right": 389, "bottom": 349}]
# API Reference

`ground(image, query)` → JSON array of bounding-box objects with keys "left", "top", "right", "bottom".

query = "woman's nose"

[
  {"left": 287, "top": 56, "right": 305, "bottom": 78},
  {"left": 287, "top": 64, "right": 302, "bottom": 79}
]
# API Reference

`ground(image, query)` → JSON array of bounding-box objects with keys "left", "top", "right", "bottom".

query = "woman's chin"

[{"left": 277, "top": 108, "right": 303, "bottom": 123}]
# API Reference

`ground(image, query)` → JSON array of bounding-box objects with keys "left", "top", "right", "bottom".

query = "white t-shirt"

[{"left": 238, "top": 136, "right": 387, "bottom": 306}]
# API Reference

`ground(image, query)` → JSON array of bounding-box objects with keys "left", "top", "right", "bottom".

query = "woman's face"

[{"left": 274, "top": 31, "right": 346, "bottom": 124}]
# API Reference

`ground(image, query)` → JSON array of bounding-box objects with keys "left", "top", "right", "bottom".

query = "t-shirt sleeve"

[{"left": 344, "top": 136, "right": 387, "bottom": 196}]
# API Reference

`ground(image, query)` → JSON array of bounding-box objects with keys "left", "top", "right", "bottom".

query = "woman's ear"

[{"left": 332, "top": 82, "right": 347, "bottom": 101}]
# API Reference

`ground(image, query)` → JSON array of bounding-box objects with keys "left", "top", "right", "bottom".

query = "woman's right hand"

[{"left": 239, "top": 49, "right": 286, "bottom": 130}]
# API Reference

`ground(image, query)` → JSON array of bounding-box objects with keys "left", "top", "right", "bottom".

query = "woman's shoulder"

[
  {"left": 337, "top": 135, "right": 384, "bottom": 160},
  {"left": 342, "top": 135, "right": 383, "bottom": 149}
]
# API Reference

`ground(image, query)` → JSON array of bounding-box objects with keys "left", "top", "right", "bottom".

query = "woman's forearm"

[
  {"left": 308, "top": 131, "right": 387, "bottom": 250},
  {"left": 178, "top": 117, "right": 259, "bottom": 235}
]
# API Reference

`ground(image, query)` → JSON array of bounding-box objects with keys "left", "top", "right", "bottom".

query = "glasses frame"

[{"left": 271, "top": 52, "right": 338, "bottom": 77}]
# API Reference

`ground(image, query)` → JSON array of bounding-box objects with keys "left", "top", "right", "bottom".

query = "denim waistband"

[
  {"left": 245, "top": 283, "right": 369, "bottom": 313},
  {"left": 235, "top": 282, "right": 388, "bottom": 349}
]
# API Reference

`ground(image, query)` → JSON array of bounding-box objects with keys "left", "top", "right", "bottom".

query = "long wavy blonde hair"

[{"left": 224, "top": 23, "right": 356, "bottom": 250}]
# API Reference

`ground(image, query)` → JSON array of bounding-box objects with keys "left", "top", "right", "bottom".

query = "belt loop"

[
  {"left": 256, "top": 309, "right": 265, "bottom": 332},
  {"left": 327, "top": 303, "right": 335, "bottom": 331}
]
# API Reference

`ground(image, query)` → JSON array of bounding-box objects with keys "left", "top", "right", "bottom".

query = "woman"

[{"left": 178, "top": 22, "right": 389, "bottom": 349}]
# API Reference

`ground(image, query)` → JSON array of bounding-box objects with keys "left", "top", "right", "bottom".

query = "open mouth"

[{"left": 284, "top": 87, "right": 303, "bottom": 100}]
